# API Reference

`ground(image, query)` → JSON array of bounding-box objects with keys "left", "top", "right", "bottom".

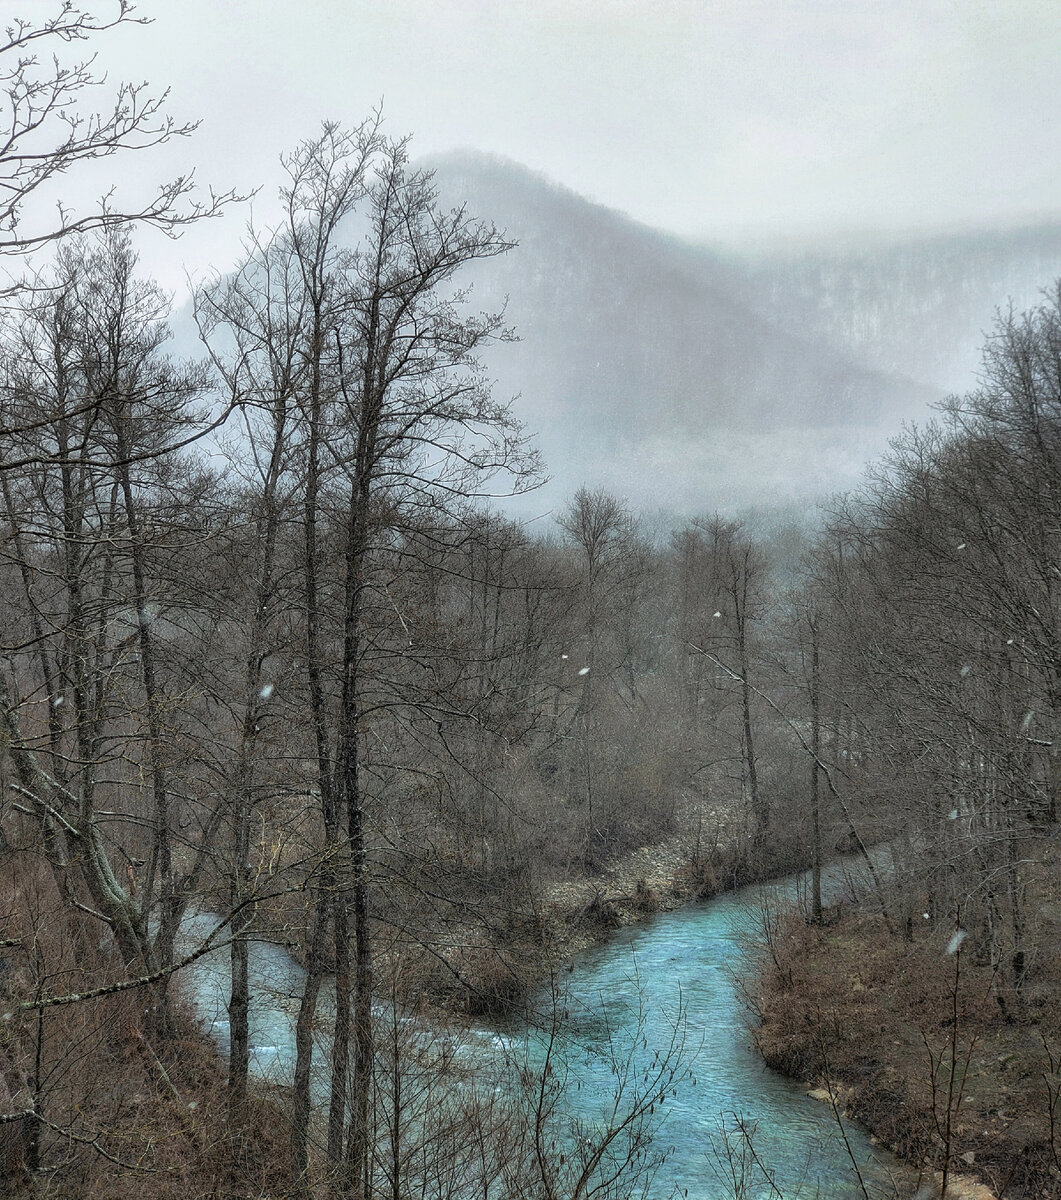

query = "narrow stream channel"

[{"left": 178, "top": 858, "right": 910, "bottom": 1199}]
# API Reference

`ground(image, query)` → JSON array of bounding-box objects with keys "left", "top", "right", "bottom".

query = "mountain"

[
  {"left": 177, "top": 152, "right": 1061, "bottom": 522},
  {"left": 728, "top": 224, "right": 1061, "bottom": 398},
  {"left": 427, "top": 152, "right": 937, "bottom": 517}
]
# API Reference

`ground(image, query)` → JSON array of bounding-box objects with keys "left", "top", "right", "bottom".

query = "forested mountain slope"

[
  {"left": 428, "top": 153, "right": 1061, "bottom": 518},
  {"left": 426, "top": 152, "right": 936, "bottom": 513},
  {"left": 731, "top": 222, "right": 1061, "bottom": 396}
]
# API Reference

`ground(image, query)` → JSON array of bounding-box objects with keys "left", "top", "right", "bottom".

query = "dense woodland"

[{"left": 1, "top": 6, "right": 1060, "bottom": 1200}]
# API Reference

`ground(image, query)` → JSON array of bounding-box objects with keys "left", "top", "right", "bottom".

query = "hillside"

[
  {"left": 173, "top": 154, "right": 1061, "bottom": 519},
  {"left": 731, "top": 223, "right": 1061, "bottom": 396},
  {"left": 426, "top": 154, "right": 1061, "bottom": 520},
  {"left": 427, "top": 152, "right": 936, "bottom": 515}
]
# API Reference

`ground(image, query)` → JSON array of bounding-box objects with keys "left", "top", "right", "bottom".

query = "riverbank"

[
  {"left": 755, "top": 905, "right": 1061, "bottom": 1199},
  {"left": 410, "top": 795, "right": 806, "bottom": 1015},
  {"left": 176, "top": 826, "right": 1038, "bottom": 1199}
]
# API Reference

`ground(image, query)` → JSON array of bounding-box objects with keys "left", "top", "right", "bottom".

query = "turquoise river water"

[{"left": 179, "top": 857, "right": 912, "bottom": 1199}]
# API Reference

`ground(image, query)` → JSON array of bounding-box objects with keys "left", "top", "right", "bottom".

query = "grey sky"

[{"left": 73, "top": 0, "right": 1061, "bottom": 292}]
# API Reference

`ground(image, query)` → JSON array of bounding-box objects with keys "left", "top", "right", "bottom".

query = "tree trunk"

[
  {"left": 292, "top": 893, "right": 331, "bottom": 1189},
  {"left": 809, "top": 617, "right": 823, "bottom": 924}
]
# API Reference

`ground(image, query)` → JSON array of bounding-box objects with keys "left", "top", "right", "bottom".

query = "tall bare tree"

[
  {"left": 201, "top": 121, "right": 537, "bottom": 1196},
  {"left": 0, "top": 231, "right": 217, "bottom": 1019}
]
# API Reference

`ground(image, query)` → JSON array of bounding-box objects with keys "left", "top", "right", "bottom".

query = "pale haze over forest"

[
  {"left": 65, "top": 0, "right": 1061, "bottom": 516},
  {"left": 16, "top": 1, "right": 1046, "bottom": 516}
]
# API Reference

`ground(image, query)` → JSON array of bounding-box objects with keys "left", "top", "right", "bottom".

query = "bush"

[{"left": 631, "top": 878, "right": 660, "bottom": 913}]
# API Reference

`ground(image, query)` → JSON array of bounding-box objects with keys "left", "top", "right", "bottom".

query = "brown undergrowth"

[
  {"left": 398, "top": 804, "right": 817, "bottom": 1018},
  {"left": 0, "top": 1007, "right": 291, "bottom": 1199},
  {"left": 755, "top": 904, "right": 1061, "bottom": 1199},
  {"left": 0, "top": 860, "right": 291, "bottom": 1198}
]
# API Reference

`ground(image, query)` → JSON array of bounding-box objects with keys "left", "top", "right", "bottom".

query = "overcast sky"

[{"left": 67, "top": 0, "right": 1061, "bottom": 293}]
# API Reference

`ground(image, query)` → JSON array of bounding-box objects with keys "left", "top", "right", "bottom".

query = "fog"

[
  {"left": 7, "top": 11, "right": 1061, "bottom": 1195},
  {"left": 36, "top": 0, "right": 1061, "bottom": 513},
  {"left": 422, "top": 153, "right": 1061, "bottom": 515},
  {"left": 88, "top": 1, "right": 1061, "bottom": 293}
]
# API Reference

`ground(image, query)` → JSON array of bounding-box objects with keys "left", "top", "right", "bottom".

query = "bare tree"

[
  {"left": 200, "top": 121, "right": 538, "bottom": 1197},
  {"left": 0, "top": 1, "right": 238, "bottom": 260},
  {"left": 0, "top": 230, "right": 217, "bottom": 1021}
]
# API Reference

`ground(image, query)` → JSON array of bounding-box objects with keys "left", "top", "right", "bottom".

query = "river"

[{"left": 178, "top": 857, "right": 909, "bottom": 1199}]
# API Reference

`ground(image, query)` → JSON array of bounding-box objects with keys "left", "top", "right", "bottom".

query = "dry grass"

[
  {"left": 756, "top": 903, "right": 1061, "bottom": 1199},
  {"left": 0, "top": 857, "right": 293, "bottom": 1198}
]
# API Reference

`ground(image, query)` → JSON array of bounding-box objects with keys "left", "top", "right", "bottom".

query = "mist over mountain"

[
  {"left": 175, "top": 153, "right": 1061, "bottom": 523},
  {"left": 423, "top": 152, "right": 1061, "bottom": 521},
  {"left": 427, "top": 152, "right": 940, "bottom": 518},
  {"left": 731, "top": 224, "right": 1061, "bottom": 398}
]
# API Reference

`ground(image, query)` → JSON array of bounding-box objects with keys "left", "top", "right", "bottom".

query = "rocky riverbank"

[{"left": 425, "top": 796, "right": 799, "bottom": 1015}]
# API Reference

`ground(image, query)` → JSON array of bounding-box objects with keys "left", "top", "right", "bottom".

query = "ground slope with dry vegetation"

[{"left": 755, "top": 846, "right": 1061, "bottom": 1200}]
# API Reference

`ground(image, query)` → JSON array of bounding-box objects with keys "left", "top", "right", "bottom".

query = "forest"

[{"left": 1, "top": 6, "right": 1060, "bottom": 1200}]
